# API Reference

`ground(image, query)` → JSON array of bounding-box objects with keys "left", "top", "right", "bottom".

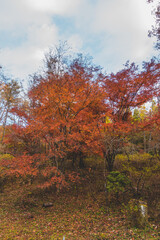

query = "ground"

[{"left": 0, "top": 168, "right": 159, "bottom": 239}]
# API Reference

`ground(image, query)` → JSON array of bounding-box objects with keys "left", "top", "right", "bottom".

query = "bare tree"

[{"left": 0, "top": 76, "right": 20, "bottom": 143}]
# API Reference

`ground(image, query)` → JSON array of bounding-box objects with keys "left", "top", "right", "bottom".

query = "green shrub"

[
  {"left": 115, "top": 153, "right": 160, "bottom": 199},
  {"left": 106, "top": 171, "right": 130, "bottom": 202},
  {"left": 0, "top": 154, "right": 14, "bottom": 161}
]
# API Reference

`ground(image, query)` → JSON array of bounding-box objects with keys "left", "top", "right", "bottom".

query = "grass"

[{"left": 0, "top": 168, "right": 159, "bottom": 239}]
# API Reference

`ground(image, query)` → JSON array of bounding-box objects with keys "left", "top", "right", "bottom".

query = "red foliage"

[
  {"left": 5, "top": 56, "right": 159, "bottom": 181},
  {"left": 99, "top": 59, "right": 160, "bottom": 171},
  {"left": 102, "top": 59, "right": 160, "bottom": 122},
  {"left": 5, "top": 55, "right": 105, "bottom": 188}
]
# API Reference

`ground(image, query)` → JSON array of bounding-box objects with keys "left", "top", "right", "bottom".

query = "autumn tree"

[
  {"left": 99, "top": 59, "right": 160, "bottom": 172},
  {"left": 0, "top": 69, "right": 20, "bottom": 144},
  {"left": 7, "top": 50, "right": 105, "bottom": 189},
  {"left": 3, "top": 45, "right": 159, "bottom": 191}
]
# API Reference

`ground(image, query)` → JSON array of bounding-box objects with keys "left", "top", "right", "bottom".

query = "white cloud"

[
  {"left": 27, "top": 23, "right": 58, "bottom": 48},
  {"left": 85, "top": 0, "right": 157, "bottom": 69},
  {"left": 0, "top": 0, "right": 50, "bottom": 30},
  {"left": 0, "top": 0, "right": 158, "bottom": 82},
  {"left": 0, "top": 22, "right": 58, "bottom": 79},
  {"left": 0, "top": 0, "right": 85, "bottom": 81},
  {"left": 67, "top": 35, "right": 83, "bottom": 52},
  {"left": 0, "top": 0, "right": 59, "bottom": 79},
  {"left": 25, "top": 0, "right": 82, "bottom": 16},
  {"left": 1, "top": 47, "right": 43, "bottom": 79},
  {"left": 93, "top": 0, "right": 155, "bottom": 34}
]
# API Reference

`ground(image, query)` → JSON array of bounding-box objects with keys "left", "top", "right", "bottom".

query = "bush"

[
  {"left": 106, "top": 171, "right": 130, "bottom": 202},
  {"left": 0, "top": 154, "right": 14, "bottom": 192},
  {"left": 0, "top": 154, "right": 14, "bottom": 161},
  {"left": 115, "top": 153, "right": 160, "bottom": 212}
]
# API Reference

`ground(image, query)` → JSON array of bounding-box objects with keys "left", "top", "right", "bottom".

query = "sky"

[{"left": 0, "top": 0, "right": 158, "bottom": 84}]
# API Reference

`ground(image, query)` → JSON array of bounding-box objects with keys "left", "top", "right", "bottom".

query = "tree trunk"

[
  {"left": 79, "top": 152, "right": 85, "bottom": 169},
  {"left": 143, "top": 132, "right": 146, "bottom": 153},
  {"left": 105, "top": 151, "right": 115, "bottom": 172},
  {"left": 1, "top": 109, "right": 9, "bottom": 144}
]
